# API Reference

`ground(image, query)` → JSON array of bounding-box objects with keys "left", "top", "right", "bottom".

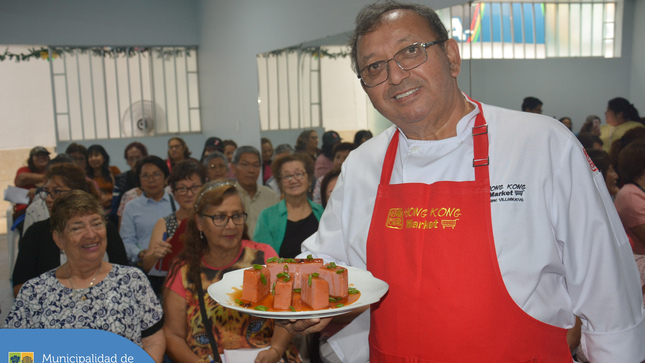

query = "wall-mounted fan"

[{"left": 120, "top": 100, "right": 166, "bottom": 137}]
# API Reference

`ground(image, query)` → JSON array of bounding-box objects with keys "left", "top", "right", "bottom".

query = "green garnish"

[
  {"left": 272, "top": 282, "right": 276, "bottom": 294},
  {"left": 255, "top": 305, "right": 269, "bottom": 311},
  {"left": 278, "top": 258, "right": 285, "bottom": 263},
  {"left": 266, "top": 257, "right": 279, "bottom": 263},
  {"left": 277, "top": 272, "right": 287, "bottom": 278},
  {"left": 329, "top": 297, "right": 337, "bottom": 302},
  {"left": 286, "top": 258, "right": 296, "bottom": 263},
  {"left": 235, "top": 299, "right": 244, "bottom": 306},
  {"left": 289, "top": 306, "right": 296, "bottom": 312},
  {"left": 330, "top": 262, "right": 336, "bottom": 268},
  {"left": 312, "top": 272, "right": 319, "bottom": 277},
  {"left": 336, "top": 269, "right": 345, "bottom": 274},
  {"left": 293, "top": 288, "right": 301, "bottom": 293},
  {"left": 253, "top": 264, "right": 262, "bottom": 270},
  {"left": 284, "top": 276, "right": 290, "bottom": 282},
  {"left": 260, "top": 273, "right": 267, "bottom": 285},
  {"left": 308, "top": 274, "right": 312, "bottom": 286},
  {"left": 307, "top": 254, "right": 313, "bottom": 260},
  {"left": 335, "top": 303, "right": 344, "bottom": 308},
  {"left": 348, "top": 287, "right": 360, "bottom": 294}
]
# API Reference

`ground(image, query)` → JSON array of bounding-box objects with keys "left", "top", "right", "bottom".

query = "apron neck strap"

[
  {"left": 380, "top": 96, "right": 490, "bottom": 185},
  {"left": 469, "top": 97, "right": 490, "bottom": 182}
]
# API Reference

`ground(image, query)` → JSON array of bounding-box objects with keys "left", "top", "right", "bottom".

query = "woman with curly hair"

[{"left": 164, "top": 180, "right": 300, "bottom": 363}]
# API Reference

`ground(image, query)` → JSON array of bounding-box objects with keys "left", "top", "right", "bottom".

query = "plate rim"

[{"left": 207, "top": 265, "right": 388, "bottom": 319}]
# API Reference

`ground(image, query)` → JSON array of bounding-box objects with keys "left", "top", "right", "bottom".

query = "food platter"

[{"left": 208, "top": 266, "right": 389, "bottom": 319}]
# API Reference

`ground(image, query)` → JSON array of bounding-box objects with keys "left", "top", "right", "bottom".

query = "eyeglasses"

[
  {"left": 168, "top": 144, "right": 183, "bottom": 150},
  {"left": 237, "top": 162, "right": 261, "bottom": 170},
  {"left": 200, "top": 213, "right": 248, "bottom": 227},
  {"left": 280, "top": 171, "right": 307, "bottom": 182},
  {"left": 39, "top": 188, "right": 72, "bottom": 200},
  {"left": 174, "top": 185, "right": 202, "bottom": 196},
  {"left": 358, "top": 40, "right": 447, "bottom": 88},
  {"left": 210, "top": 163, "right": 227, "bottom": 170},
  {"left": 140, "top": 172, "right": 164, "bottom": 181}
]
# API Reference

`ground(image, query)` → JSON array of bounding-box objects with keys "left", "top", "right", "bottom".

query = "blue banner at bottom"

[{"left": 0, "top": 330, "right": 154, "bottom": 363}]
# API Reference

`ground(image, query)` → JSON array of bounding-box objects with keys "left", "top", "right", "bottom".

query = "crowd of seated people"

[
  {"left": 6, "top": 129, "right": 376, "bottom": 362},
  {"left": 8, "top": 105, "right": 645, "bottom": 361}
]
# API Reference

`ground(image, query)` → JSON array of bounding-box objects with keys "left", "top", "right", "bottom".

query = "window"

[
  {"left": 257, "top": 0, "right": 623, "bottom": 132},
  {"left": 48, "top": 46, "right": 201, "bottom": 141},
  {"left": 440, "top": 0, "right": 621, "bottom": 59}
]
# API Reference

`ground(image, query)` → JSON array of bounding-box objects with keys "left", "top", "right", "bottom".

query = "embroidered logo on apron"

[{"left": 385, "top": 206, "right": 461, "bottom": 230}]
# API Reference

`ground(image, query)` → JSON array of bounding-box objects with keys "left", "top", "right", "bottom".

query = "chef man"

[{"left": 280, "top": 1, "right": 645, "bottom": 362}]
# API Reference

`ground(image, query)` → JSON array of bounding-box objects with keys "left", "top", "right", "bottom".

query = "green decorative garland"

[
  {"left": 258, "top": 45, "right": 349, "bottom": 60},
  {"left": 0, "top": 46, "right": 198, "bottom": 62}
]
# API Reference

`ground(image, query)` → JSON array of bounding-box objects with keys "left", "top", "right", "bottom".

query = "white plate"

[{"left": 207, "top": 266, "right": 389, "bottom": 319}]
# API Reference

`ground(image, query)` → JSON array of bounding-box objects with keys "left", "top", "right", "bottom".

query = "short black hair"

[
  {"left": 521, "top": 97, "right": 542, "bottom": 112},
  {"left": 133, "top": 155, "right": 170, "bottom": 188},
  {"left": 167, "top": 159, "right": 207, "bottom": 191}
]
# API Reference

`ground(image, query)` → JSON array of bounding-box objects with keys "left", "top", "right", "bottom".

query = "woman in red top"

[{"left": 14, "top": 146, "right": 50, "bottom": 218}]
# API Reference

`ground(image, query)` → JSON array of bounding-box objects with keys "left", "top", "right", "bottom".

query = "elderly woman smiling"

[{"left": 3, "top": 190, "right": 165, "bottom": 362}]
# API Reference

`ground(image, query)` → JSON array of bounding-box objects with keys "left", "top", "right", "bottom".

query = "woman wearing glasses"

[
  {"left": 120, "top": 156, "right": 175, "bottom": 283},
  {"left": 164, "top": 181, "right": 300, "bottom": 362},
  {"left": 167, "top": 137, "right": 192, "bottom": 172},
  {"left": 12, "top": 163, "right": 128, "bottom": 297},
  {"left": 253, "top": 153, "right": 323, "bottom": 258},
  {"left": 142, "top": 160, "right": 206, "bottom": 278}
]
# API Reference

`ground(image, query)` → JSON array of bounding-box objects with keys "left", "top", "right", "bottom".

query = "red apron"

[{"left": 366, "top": 100, "right": 571, "bottom": 362}]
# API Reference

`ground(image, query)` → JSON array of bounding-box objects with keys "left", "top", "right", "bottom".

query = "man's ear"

[{"left": 444, "top": 39, "right": 462, "bottom": 78}]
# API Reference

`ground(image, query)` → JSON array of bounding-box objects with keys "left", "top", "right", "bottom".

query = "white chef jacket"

[{"left": 301, "top": 98, "right": 645, "bottom": 362}]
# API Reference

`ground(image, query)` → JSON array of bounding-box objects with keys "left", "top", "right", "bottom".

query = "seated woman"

[
  {"left": 600, "top": 97, "right": 644, "bottom": 152},
  {"left": 253, "top": 153, "right": 323, "bottom": 257},
  {"left": 110, "top": 142, "right": 148, "bottom": 226},
  {"left": 167, "top": 137, "right": 192, "bottom": 172},
  {"left": 4, "top": 190, "right": 165, "bottom": 362},
  {"left": 13, "top": 146, "right": 50, "bottom": 227},
  {"left": 143, "top": 160, "right": 207, "bottom": 279},
  {"left": 86, "top": 145, "right": 121, "bottom": 211},
  {"left": 120, "top": 156, "right": 175, "bottom": 291},
  {"left": 202, "top": 151, "right": 229, "bottom": 182},
  {"left": 320, "top": 168, "right": 342, "bottom": 208},
  {"left": 164, "top": 180, "right": 300, "bottom": 362},
  {"left": 12, "top": 163, "right": 128, "bottom": 297},
  {"left": 614, "top": 139, "right": 645, "bottom": 303},
  {"left": 586, "top": 149, "right": 620, "bottom": 199},
  {"left": 312, "top": 142, "right": 355, "bottom": 204}
]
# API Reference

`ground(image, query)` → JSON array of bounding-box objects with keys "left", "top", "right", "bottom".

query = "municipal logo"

[{"left": 9, "top": 353, "right": 34, "bottom": 363}]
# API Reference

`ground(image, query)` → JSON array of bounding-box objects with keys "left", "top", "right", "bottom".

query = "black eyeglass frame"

[
  {"left": 174, "top": 185, "right": 203, "bottom": 196},
  {"left": 357, "top": 40, "right": 448, "bottom": 88},
  {"left": 200, "top": 212, "right": 248, "bottom": 227}
]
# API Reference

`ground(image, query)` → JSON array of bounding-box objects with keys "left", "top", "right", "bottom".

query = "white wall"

[
  {"left": 0, "top": 46, "right": 55, "bottom": 149},
  {"left": 0, "top": 0, "right": 642, "bottom": 158},
  {"left": 195, "top": 0, "right": 470, "bottom": 149},
  {"left": 0, "top": 0, "right": 199, "bottom": 46},
  {"left": 629, "top": 0, "right": 645, "bottom": 113},
  {"left": 459, "top": 57, "right": 632, "bottom": 131}
]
